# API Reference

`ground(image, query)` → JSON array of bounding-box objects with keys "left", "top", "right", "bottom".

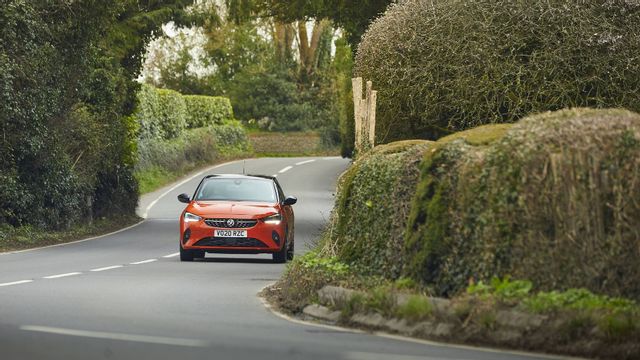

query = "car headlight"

[
  {"left": 263, "top": 213, "right": 282, "bottom": 225},
  {"left": 184, "top": 212, "right": 202, "bottom": 223}
]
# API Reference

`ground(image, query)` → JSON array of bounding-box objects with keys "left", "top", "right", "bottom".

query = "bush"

[
  {"left": 405, "top": 108, "right": 640, "bottom": 299},
  {"left": 135, "top": 84, "right": 164, "bottom": 140},
  {"left": 135, "top": 122, "right": 250, "bottom": 193},
  {"left": 321, "top": 140, "right": 432, "bottom": 278},
  {"left": 156, "top": 88, "right": 187, "bottom": 139},
  {"left": 355, "top": 0, "right": 640, "bottom": 142},
  {"left": 183, "top": 95, "right": 234, "bottom": 128}
]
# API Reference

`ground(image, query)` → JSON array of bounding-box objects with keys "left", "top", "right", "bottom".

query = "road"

[{"left": 0, "top": 157, "right": 559, "bottom": 360}]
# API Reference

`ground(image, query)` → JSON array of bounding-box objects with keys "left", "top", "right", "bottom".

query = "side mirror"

[
  {"left": 283, "top": 196, "right": 297, "bottom": 206},
  {"left": 177, "top": 193, "right": 191, "bottom": 204}
]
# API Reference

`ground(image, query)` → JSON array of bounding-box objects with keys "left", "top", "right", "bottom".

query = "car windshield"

[{"left": 195, "top": 178, "right": 277, "bottom": 203}]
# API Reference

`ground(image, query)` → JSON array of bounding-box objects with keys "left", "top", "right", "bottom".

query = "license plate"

[{"left": 214, "top": 229, "right": 247, "bottom": 238}]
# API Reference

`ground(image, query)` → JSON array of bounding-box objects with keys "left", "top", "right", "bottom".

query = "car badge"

[{"left": 226, "top": 219, "right": 235, "bottom": 227}]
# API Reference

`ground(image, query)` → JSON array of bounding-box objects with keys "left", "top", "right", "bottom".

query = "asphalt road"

[{"left": 0, "top": 157, "right": 561, "bottom": 360}]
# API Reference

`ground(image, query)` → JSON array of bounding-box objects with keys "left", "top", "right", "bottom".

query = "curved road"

[{"left": 0, "top": 157, "right": 558, "bottom": 360}]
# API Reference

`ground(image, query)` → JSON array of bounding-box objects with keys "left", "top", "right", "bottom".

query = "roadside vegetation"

[{"left": 268, "top": 1, "right": 640, "bottom": 358}]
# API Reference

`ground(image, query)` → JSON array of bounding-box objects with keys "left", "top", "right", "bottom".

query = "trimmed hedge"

[
  {"left": 321, "top": 140, "right": 431, "bottom": 278},
  {"left": 323, "top": 108, "right": 640, "bottom": 301},
  {"left": 135, "top": 85, "right": 236, "bottom": 140},
  {"left": 355, "top": 0, "right": 640, "bottom": 142},
  {"left": 156, "top": 88, "right": 187, "bottom": 139},
  {"left": 405, "top": 108, "right": 640, "bottom": 299},
  {"left": 183, "top": 95, "right": 234, "bottom": 128}
]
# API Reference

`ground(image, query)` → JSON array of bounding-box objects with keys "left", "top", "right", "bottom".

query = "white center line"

[
  {"left": 0, "top": 280, "right": 33, "bottom": 287},
  {"left": 20, "top": 326, "right": 208, "bottom": 348},
  {"left": 271, "top": 174, "right": 278, "bottom": 178},
  {"left": 278, "top": 166, "right": 293, "bottom": 174},
  {"left": 295, "top": 159, "right": 316, "bottom": 166},
  {"left": 90, "top": 265, "right": 123, "bottom": 272},
  {"left": 163, "top": 253, "right": 180, "bottom": 258},
  {"left": 130, "top": 259, "right": 157, "bottom": 265},
  {"left": 44, "top": 272, "right": 81, "bottom": 279}
]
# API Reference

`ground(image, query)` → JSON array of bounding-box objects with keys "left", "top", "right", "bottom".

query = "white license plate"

[{"left": 214, "top": 229, "right": 247, "bottom": 238}]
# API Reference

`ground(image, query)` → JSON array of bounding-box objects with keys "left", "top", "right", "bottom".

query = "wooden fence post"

[{"left": 352, "top": 77, "right": 377, "bottom": 154}]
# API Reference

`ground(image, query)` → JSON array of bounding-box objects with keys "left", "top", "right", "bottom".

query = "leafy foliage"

[
  {"left": 183, "top": 95, "right": 234, "bottom": 128},
  {"left": 355, "top": 0, "right": 640, "bottom": 142},
  {"left": 0, "top": 1, "right": 193, "bottom": 230},
  {"left": 405, "top": 108, "right": 640, "bottom": 299},
  {"left": 135, "top": 123, "right": 250, "bottom": 193}
]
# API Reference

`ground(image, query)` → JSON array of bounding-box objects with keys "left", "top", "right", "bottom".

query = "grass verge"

[
  {"left": 264, "top": 251, "right": 640, "bottom": 360},
  {"left": 0, "top": 215, "right": 140, "bottom": 253}
]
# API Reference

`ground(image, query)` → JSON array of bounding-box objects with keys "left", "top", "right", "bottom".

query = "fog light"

[
  {"left": 272, "top": 231, "right": 280, "bottom": 245},
  {"left": 183, "top": 228, "right": 191, "bottom": 244}
]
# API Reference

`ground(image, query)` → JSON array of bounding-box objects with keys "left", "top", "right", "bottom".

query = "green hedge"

[
  {"left": 183, "top": 95, "right": 234, "bottom": 128},
  {"left": 156, "top": 88, "right": 187, "bottom": 139},
  {"left": 324, "top": 108, "right": 640, "bottom": 301},
  {"left": 135, "top": 122, "right": 250, "bottom": 193},
  {"left": 321, "top": 140, "right": 431, "bottom": 278},
  {"left": 355, "top": 0, "right": 640, "bottom": 142},
  {"left": 135, "top": 85, "right": 236, "bottom": 140}
]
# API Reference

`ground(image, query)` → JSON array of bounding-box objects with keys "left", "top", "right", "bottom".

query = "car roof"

[{"left": 202, "top": 174, "right": 275, "bottom": 181}]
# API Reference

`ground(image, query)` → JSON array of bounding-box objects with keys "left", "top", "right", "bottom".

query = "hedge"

[
  {"left": 355, "top": 0, "right": 640, "bottom": 142},
  {"left": 405, "top": 108, "right": 640, "bottom": 299},
  {"left": 323, "top": 108, "right": 640, "bottom": 301},
  {"left": 135, "top": 122, "right": 250, "bottom": 193},
  {"left": 183, "top": 95, "right": 234, "bottom": 128},
  {"left": 135, "top": 85, "right": 236, "bottom": 140},
  {"left": 321, "top": 140, "right": 432, "bottom": 278}
]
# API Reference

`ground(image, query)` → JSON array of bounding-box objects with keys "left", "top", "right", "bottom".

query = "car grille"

[
  {"left": 204, "top": 218, "right": 258, "bottom": 228},
  {"left": 193, "top": 237, "right": 267, "bottom": 248}
]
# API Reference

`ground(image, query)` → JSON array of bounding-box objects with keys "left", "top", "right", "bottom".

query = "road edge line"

[{"left": 257, "top": 284, "right": 580, "bottom": 360}]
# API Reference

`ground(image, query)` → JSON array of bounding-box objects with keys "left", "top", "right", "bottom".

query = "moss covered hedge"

[
  {"left": 355, "top": 0, "right": 640, "bottom": 142},
  {"left": 324, "top": 108, "right": 640, "bottom": 301}
]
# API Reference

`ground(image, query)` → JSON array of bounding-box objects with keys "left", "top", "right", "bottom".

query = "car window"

[{"left": 196, "top": 178, "right": 277, "bottom": 203}]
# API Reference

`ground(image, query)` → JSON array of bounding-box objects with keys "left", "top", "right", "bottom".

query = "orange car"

[{"left": 177, "top": 174, "right": 297, "bottom": 263}]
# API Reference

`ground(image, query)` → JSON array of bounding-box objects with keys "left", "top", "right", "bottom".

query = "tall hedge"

[
  {"left": 405, "top": 108, "right": 640, "bottom": 300},
  {"left": 355, "top": 0, "right": 640, "bottom": 142},
  {"left": 183, "top": 95, "right": 234, "bottom": 128},
  {"left": 135, "top": 85, "right": 236, "bottom": 139},
  {"left": 321, "top": 141, "right": 431, "bottom": 277},
  {"left": 157, "top": 88, "right": 188, "bottom": 139}
]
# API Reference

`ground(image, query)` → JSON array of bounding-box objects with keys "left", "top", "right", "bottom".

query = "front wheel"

[
  {"left": 180, "top": 245, "right": 194, "bottom": 262},
  {"left": 272, "top": 243, "right": 287, "bottom": 263}
]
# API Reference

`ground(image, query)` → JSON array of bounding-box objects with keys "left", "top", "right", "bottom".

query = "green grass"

[
  {"left": 396, "top": 295, "right": 432, "bottom": 322},
  {"left": 0, "top": 215, "right": 140, "bottom": 253},
  {"left": 136, "top": 166, "right": 174, "bottom": 194}
]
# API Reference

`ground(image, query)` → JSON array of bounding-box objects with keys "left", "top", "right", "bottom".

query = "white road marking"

[
  {"left": 20, "top": 326, "right": 208, "bottom": 348},
  {"left": 90, "top": 265, "right": 123, "bottom": 272},
  {"left": 163, "top": 253, "right": 180, "bottom": 258},
  {"left": 0, "top": 280, "right": 33, "bottom": 287},
  {"left": 43, "top": 272, "right": 81, "bottom": 279},
  {"left": 130, "top": 259, "right": 157, "bottom": 265},
  {"left": 278, "top": 166, "right": 293, "bottom": 174},
  {"left": 295, "top": 159, "right": 316, "bottom": 166},
  {"left": 271, "top": 174, "right": 278, "bottom": 178}
]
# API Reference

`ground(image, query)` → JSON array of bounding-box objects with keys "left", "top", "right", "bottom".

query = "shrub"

[
  {"left": 135, "top": 84, "right": 164, "bottom": 140},
  {"left": 135, "top": 122, "right": 250, "bottom": 193},
  {"left": 183, "top": 95, "right": 234, "bottom": 128},
  {"left": 405, "top": 108, "right": 640, "bottom": 299},
  {"left": 321, "top": 140, "right": 432, "bottom": 278},
  {"left": 355, "top": 0, "right": 640, "bottom": 142},
  {"left": 156, "top": 88, "right": 187, "bottom": 139}
]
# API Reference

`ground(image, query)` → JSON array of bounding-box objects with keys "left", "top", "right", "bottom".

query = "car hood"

[{"left": 189, "top": 201, "right": 278, "bottom": 218}]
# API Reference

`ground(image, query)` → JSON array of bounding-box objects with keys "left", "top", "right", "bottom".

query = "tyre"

[
  {"left": 180, "top": 245, "right": 194, "bottom": 262},
  {"left": 272, "top": 242, "right": 287, "bottom": 263}
]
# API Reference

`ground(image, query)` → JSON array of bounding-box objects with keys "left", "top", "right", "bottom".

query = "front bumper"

[{"left": 180, "top": 219, "right": 284, "bottom": 253}]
